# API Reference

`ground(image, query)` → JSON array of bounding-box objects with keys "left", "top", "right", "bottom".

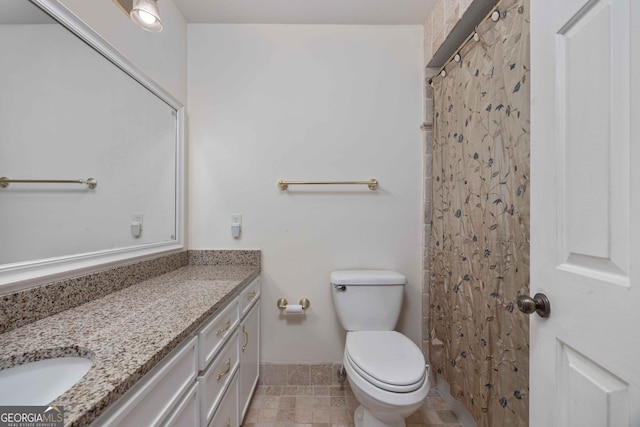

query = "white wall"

[
  {"left": 59, "top": 0, "right": 187, "bottom": 104},
  {"left": 188, "top": 24, "right": 424, "bottom": 362}
]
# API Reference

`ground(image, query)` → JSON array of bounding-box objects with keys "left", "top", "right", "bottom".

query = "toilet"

[{"left": 331, "top": 270, "right": 429, "bottom": 427}]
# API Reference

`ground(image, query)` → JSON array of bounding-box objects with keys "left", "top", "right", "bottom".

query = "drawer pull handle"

[
  {"left": 225, "top": 417, "right": 231, "bottom": 427},
  {"left": 216, "top": 319, "right": 231, "bottom": 336},
  {"left": 246, "top": 291, "right": 257, "bottom": 301},
  {"left": 217, "top": 358, "right": 231, "bottom": 381},
  {"left": 242, "top": 325, "right": 249, "bottom": 352}
]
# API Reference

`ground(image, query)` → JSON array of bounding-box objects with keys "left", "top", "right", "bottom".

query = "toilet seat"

[{"left": 345, "top": 331, "right": 426, "bottom": 393}]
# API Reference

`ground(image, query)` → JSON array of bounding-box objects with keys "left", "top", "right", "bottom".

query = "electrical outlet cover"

[{"left": 132, "top": 213, "right": 144, "bottom": 223}]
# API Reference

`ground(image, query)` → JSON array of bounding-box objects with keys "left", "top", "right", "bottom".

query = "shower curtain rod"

[{"left": 428, "top": 0, "right": 505, "bottom": 86}]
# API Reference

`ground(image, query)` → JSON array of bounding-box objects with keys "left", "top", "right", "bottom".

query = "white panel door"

[{"left": 530, "top": 0, "right": 640, "bottom": 426}]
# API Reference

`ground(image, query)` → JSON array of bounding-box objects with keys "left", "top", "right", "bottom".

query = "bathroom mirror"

[{"left": 0, "top": 0, "right": 184, "bottom": 292}]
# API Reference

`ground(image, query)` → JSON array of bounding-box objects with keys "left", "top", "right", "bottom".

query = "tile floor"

[{"left": 240, "top": 383, "right": 462, "bottom": 427}]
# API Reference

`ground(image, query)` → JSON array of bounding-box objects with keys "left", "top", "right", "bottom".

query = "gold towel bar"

[
  {"left": 0, "top": 177, "right": 97, "bottom": 189},
  {"left": 278, "top": 179, "right": 378, "bottom": 191}
]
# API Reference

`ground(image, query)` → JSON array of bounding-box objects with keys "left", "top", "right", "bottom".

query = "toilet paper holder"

[{"left": 277, "top": 297, "right": 310, "bottom": 311}]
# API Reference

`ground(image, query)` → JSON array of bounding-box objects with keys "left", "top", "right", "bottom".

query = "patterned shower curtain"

[{"left": 429, "top": 0, "right": 530, "bottom": 426}]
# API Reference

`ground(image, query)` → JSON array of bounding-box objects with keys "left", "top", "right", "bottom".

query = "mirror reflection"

[{"left": 0, "top": 0, "right": 178, "bottom": 266}]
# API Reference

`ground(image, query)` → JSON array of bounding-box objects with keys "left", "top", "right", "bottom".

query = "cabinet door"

[{"left": 238, "top": 300, "right": 260, "bottom": 422}]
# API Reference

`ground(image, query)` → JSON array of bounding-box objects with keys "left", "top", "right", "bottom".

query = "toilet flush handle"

[{"left": 334, "top": 285, "right": 347, "bottom": 292}]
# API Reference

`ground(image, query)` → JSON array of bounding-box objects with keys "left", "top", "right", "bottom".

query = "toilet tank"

[{"left": 330, "top": 270, "right": 406, "bottom": 331}]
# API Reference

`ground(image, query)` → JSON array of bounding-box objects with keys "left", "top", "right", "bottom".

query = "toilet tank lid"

[{"left": 330, "top": 270, "right": 406, "bottom": 285}]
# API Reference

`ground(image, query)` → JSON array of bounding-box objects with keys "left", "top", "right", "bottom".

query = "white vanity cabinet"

[
  {"left": 91, "top": 276, "right": 260, "bottom": 427},
  {"left": 197, "top": 299, "right": 240, "bottom": 371},
  {"left": 200, "top": 276, "right": 261, "bottom": 426},
  {"left": 92, "top": 336, "right": 199, "bottom": 427},
  {"left": 239, "top": 277, "right": 260, "bottom": 315},
  {"left": 197, "top": 328, "right": 239, "bottom": 424},
  {"left": 162, "top": 383, "right": 200, "bottom": 427},
  {"left": 207, "top": 372, "right": 239, "bottom": 427},
  {"left": 238, "top": 299, "right": 260, "bottom": 421}
]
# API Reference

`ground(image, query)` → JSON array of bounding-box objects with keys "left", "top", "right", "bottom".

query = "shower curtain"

[{"left": 429, "top": 0, "right": 529, "bottom": 426}]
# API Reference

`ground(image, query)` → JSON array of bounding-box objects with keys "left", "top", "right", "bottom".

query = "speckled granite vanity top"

[{"left": 0, "top": 264, "right": 259, "bottom": 426}]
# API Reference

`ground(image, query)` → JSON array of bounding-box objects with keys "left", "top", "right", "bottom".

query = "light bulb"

[
  {"left": 130, "top": 0, "right": 163, "bottom": 32},
  {"left": 138, "top": 10, "right": 156, "bottom": 25}
]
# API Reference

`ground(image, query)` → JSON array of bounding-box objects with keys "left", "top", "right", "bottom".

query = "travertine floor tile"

[{"left": 241, "top": 381, "right": 462, "bottom": 427}]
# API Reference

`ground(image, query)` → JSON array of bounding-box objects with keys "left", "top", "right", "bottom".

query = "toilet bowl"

[
  {"left": 330, "top": 270, "right": 430, "bottom": 427},
  {"left": 343, "top": 331, "right": 429, "bottom": 427}
]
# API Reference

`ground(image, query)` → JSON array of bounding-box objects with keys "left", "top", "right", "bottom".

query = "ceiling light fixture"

[{"left": 130, "top": 0, "right": 163, "bottom": 32}]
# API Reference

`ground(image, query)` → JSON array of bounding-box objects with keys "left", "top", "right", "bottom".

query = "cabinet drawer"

[
  {"left": 239, "top": 277, "right": 260, "bottom": 317},
  {"left": 198, "top": 330, "right": 239, "bottom": 425},
  {"left": 161, "top": 382, "right": 199, "bottom": 427},
  {"left": 197, "top": 298, "right": 239, "bottom": 371},
  {"left": 94, "top": 336, "right": 198, "bottom": 427},
  {"left": 207, "top": 371, "right": 238, "bottom": 427}
]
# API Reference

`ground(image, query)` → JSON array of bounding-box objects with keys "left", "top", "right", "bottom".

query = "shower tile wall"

[
  {"left": 423, "top": 0, "right": 474, "bottom": 63},
  {"left": 421, "top": 67, "right": 437, "bottom": 374}
]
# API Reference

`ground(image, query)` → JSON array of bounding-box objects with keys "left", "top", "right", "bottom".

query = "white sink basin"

[{"left": 0, "top": 357, "right": 93, "bottom": 405}]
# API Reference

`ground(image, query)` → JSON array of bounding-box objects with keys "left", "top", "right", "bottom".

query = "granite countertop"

[{"left": 0, "top": 264, "right": 260, "bottom": 427}]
